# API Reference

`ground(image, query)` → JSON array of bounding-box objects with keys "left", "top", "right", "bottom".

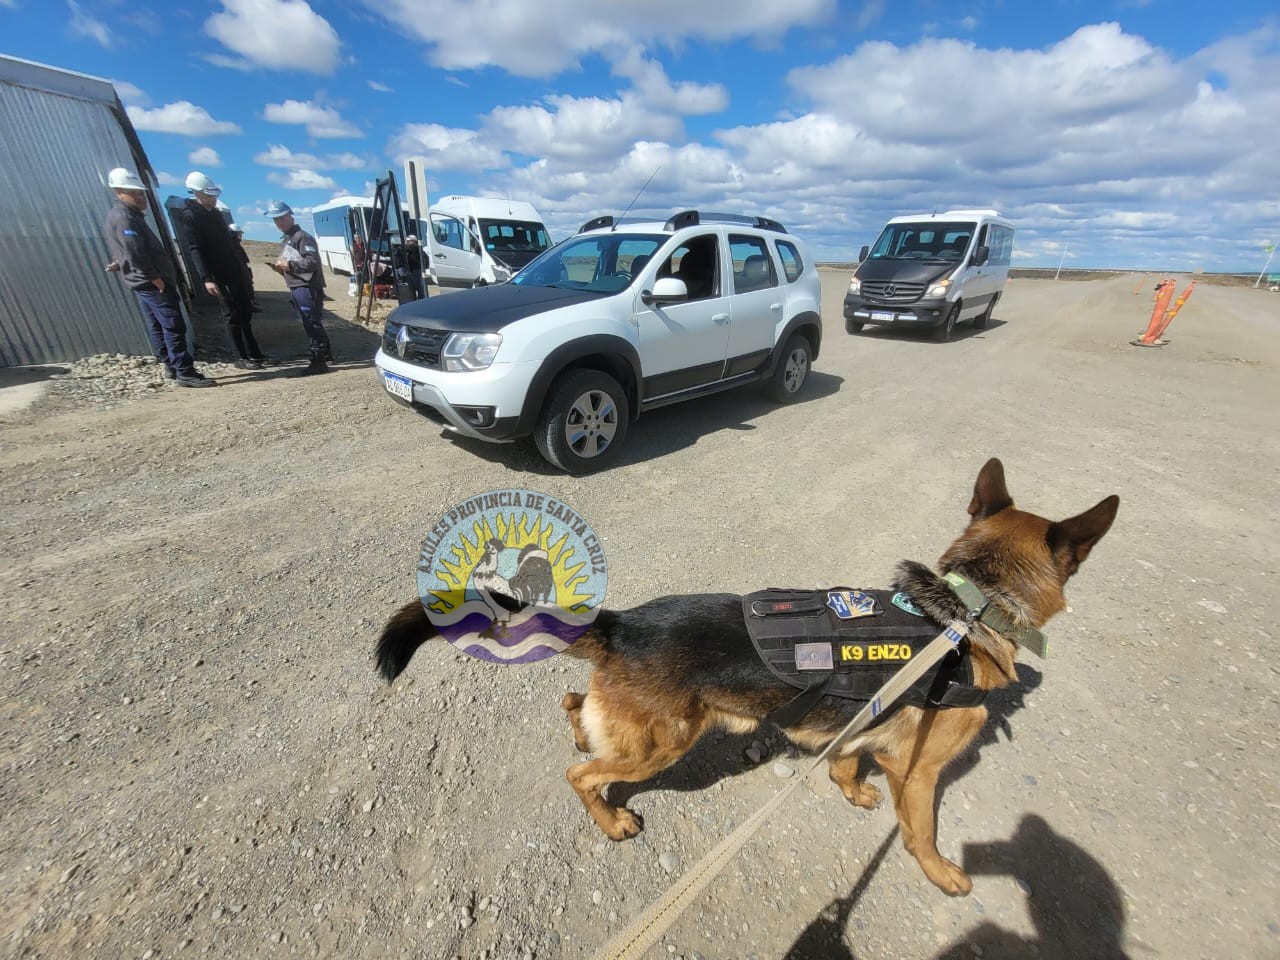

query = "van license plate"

[
  {"left": 383, "top": 372, "right": 413, "bottom": 401},
  {"left": 871, "top": 311, "right": 895, "bottom": 322}
]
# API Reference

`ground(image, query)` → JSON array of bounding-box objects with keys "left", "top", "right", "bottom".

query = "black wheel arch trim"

[
  {"left": 514, "top": 335, "right": 643, "bottom": 437},
  {"left": 767, "top": 312, "right": 823, "bottom": 374}
]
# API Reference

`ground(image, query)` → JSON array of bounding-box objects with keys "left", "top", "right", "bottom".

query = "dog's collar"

[{"left": 942, "top": 571, "right": 1048, "bottom": 659}]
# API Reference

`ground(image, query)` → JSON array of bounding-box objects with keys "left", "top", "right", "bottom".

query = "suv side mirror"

[
  {"left": 971, "top": 245, "right": 990, "bottom": 267},
  {"left": 641, "top": 276, "right": 688, "bottom": 306},
  {"left": 858, "top": 245, "right": 869, "bottom": 262}
]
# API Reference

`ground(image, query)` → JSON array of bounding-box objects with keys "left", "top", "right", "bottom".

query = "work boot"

[
  {"left": 293, "top": 349, "right": 329, "bottom": 377},
  {"left": 175, "top": 371, "right": 217, "bottom": 388},
  {"left": 233, "top": 358, "right": 263, "bottom": 370},
  {"left": 162, "top": 362, "right": 177, "bottom": 380}
]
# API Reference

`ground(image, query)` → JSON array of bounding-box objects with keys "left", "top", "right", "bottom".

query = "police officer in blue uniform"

[
  {"left": 102, "top": 168, "right": 215, "bottom": 388},
  {"left": 265, "top": 200, "right": 331, "bottom": 376}
]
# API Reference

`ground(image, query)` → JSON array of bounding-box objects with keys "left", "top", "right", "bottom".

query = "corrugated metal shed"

[{"left": 0, "top": 55, "right": 180, "bottom": 367}]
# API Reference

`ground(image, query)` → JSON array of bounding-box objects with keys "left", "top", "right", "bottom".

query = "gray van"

[{"left": 843, "top": 209, "right": 1014, "bottom": 341}]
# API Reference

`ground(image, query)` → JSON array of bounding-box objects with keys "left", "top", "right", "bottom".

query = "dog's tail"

[{"left": 374, "top": 600, "right": 439, "bottom": 683}]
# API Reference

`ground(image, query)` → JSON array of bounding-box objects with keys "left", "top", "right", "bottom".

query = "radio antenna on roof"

[{"left": 612, "top": 166, "right": 661, "bottom": 231}]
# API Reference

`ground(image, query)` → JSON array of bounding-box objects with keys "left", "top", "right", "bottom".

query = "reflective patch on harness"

[
  {"left": 794, "top": 642, "right": 833, "bottom": 671},
  {"left": 892, "top": 592, "right": 927, "bottom": 617},
  {"left": 840, "top": 642, "right": 912, "bottom": 663},
  {"left": 944, "top": 625, "right": 966, "bottom": 645},
  {"left": 826, "top": 589, "right": 877, "bottom": 620},
  {"left": 122, "top": 229, "right": 138, "bottom": 236}
]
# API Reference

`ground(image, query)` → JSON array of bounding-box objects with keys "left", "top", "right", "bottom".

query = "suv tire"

[
  {"left": 935, "top": 303, "right": 960, "bottom": 342},
  {"left": 767, "top": 334, "right": 812, "bottom": 403},
  {"left": 845, "top": 318, "right": 864, "bottom": 334},
  {"left": 534, "top": 368, "right": 630, "bottom": 473}
]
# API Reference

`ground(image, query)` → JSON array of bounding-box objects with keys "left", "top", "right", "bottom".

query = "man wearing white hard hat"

[
  {"left": 266, "top": 200, "right": 331, "bottom": 376},
  {"left": 173, "top": 171, "right": 268, "bottom": 369},
  {"left": 102, "top": 168, "right": 215, "bottom": 387}
]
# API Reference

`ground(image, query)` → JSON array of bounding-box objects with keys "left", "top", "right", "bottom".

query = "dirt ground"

[{"left": 1, "top": 262, "right": 1277, "bottom": 960}]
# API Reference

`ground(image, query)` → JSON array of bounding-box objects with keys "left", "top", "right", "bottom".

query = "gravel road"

[{"left": 1, "top": 265, "right": 1276, "bottom": 960}]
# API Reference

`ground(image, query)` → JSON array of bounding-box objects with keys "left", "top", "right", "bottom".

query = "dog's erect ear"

[
  {"left": 968, "top": 458, "right": 1013, "bottom": 519},
  {"left": 1047, "top": 495, "right": 1120, "bottom": 578}
]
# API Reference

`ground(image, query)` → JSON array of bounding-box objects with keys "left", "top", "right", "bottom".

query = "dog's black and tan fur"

[{"left": 376, "top": 459, "right": 1118, "bottom": 895}]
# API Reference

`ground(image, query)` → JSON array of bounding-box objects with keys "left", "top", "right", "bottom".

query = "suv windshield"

[
  {"left": 512, "top": 233, "right": 666, "bottom": 294},
  {"left": 868, "top": 221, "right": 976, "bottom": 261}
]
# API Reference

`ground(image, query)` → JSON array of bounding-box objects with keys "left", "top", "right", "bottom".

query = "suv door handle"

[
  {"left": 437, "top": 253, "right": 448, "bottom": 259},
  {"left": 712, "top": 313, "right": 729, "bottom": 324}
]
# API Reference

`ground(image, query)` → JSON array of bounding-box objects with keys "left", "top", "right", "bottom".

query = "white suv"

[{"left": 374, "top": 210, "right": 824, "bottom": 472}]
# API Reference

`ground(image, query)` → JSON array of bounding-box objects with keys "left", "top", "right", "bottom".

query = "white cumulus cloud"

[
  {"left": 254, "top": 144, "right": 372, "bottom": 169},
  {"left": 263, "top": 100, "right": 362, "bottom": 138},
  {"left": 267, "top": 169, "right": 342, "bottom": 191},
  {"left": 112, "top": 80, "right": 147, "bottom": 105},
  {"left": 188, "top": 146, "right": 223, "bottom": 167},
  {"left": 67, "top": 0, "right": 112, "bottom": 48},
  {"left": 387, "top": 124, "right": 508, "bottom": 173},
  {"left": 127, "top": 102, "right": 242, "bottom": 136},
  {"left": 205, "top": 0, "right": 340, "bottom": 74}
]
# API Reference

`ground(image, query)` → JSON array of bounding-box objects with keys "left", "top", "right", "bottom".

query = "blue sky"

[{"left": 2, "top": 0, "right": 1277, "bottom": 271}]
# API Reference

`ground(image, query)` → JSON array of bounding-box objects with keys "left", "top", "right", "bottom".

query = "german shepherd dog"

[{"left": 375, "top": 459, "right": 1118, "bottom": 896}]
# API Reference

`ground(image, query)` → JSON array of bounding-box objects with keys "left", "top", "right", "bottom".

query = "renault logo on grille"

[
  {"left": 883, "top": 283, "right": 897, "bottom": 297},
  {"left": 396, "top": 324, "right": 410, "bottom": 358}
]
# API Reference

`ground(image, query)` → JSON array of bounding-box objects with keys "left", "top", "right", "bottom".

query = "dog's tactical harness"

[{"left": 743, "top": 587, "right": 986, "bottom": 727}]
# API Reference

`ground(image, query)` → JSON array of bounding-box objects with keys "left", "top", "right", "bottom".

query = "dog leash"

[{"left": 591, "top": 620, "right": 970, "bottom": 960}]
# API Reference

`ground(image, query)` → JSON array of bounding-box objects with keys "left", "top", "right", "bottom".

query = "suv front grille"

[
  {"left": 384, "top": 321, "right": 449, "bottom": 369},
  {"left": 861, "top": 280, "right": 925, "bottom": 303}
]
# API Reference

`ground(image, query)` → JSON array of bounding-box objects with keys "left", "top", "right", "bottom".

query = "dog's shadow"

[{"left": 608, "top": 662, "right": 1044, "bottom": 810}]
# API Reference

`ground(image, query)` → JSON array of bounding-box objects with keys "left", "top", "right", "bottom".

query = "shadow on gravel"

[
  {"left": 782, "top": 828, "right": 898, "bottom": 959},
  {"left": 448, "top": 370, "right": 846, "bottom": 475},
  {"left": 190, "top": 288, "right": 381, "bottom": 364},
  {"left": 932, "top": 814, "right": 1131, "bottom": 960},
  {"left": 851, "top": 317, "right": 1008, "bottom": 344}
]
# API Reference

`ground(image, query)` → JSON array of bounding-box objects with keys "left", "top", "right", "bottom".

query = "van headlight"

[
  {"left": 927, "top": 278, "right": 951, "bottom": 299},
  {"left": 847, "top": 276, "right": 860, "bottom": 295},
  {"left": 442, "top": 333, "right": 502, "bottom": 371},
  {"left": 492, "top": 263, "right": 513, "bottom": 282}
]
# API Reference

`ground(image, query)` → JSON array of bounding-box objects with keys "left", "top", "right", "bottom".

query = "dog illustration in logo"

[{"left": 471, "top": 540, "right": 557, "bottom": 632}]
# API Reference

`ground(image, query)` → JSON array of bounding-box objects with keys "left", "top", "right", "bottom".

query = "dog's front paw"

[
  {"left": 922, "top": 856, "right": 972, "bottom": 897},
  {"left": 841, "top": 781, "right": 882, "bottom": 809},
  {"left": 604, "top": 807, "right": 644, "bottom": 841}
]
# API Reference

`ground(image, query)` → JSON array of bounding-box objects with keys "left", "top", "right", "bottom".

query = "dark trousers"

[
  {"left": 218, "top": 279, "right": 263, "bottom": 359},
  {"left": 134, "top": 285, "right": 197, "bottom": 375},
  {"left": 289, "top": 284, "right": 331, "bottom": 353}
]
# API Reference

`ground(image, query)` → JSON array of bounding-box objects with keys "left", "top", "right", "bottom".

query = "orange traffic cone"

[{"left": 1131, "top": 279, "right": 1177, "bottom": 347}]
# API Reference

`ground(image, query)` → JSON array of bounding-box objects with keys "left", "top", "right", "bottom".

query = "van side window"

[
  {"left": 431, "top": 214, "right": 466, "bottom": 251},
  {"left": 987, "top": 225, "right": 1013, "bottom": 265},
  {"left": 775, "top": 240, "right": 804, "bottom": 282},
  {"left": 729, "top": 234, "right": 777, "bottom": 293}
]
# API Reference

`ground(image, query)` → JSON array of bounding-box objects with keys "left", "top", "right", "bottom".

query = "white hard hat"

[
  {"left": 185, "top": 171, "right": 221, "bottom": 196},
  {"left": 107, "top": 167, "right": 146, "bottom": 191},
  {"left": 264, "top": 200, "right": 293, "bottom": 218}
]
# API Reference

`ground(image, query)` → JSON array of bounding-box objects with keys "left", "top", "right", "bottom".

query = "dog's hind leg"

[
  {"left": 561, "top": 692, "right": 590, "bottom": 753},
  {"left": 828, "top": 750, "right": 882, "bottom": 809},
  {"left": 567, "top": 743, "right": 693, "bottom": 841},
  {"left": 874, "top": 708, "right": 985, "bottom": 897}
]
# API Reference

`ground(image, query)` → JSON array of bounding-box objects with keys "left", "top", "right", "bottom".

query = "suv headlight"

[
  {"left": 927, "top": 278, "right": 951, "bottom": 299},
  {"left": 847, "top": 276, "right": 860, "bottom": 295},
  {"left": 442, "top": 333, "right": 502, "bottom": 372}
]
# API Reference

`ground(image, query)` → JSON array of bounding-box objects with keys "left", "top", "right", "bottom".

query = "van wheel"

[
  {"left": 973, "top": 294, "right": 998, "bottom": 329},
  {"left": 845, "top": 318, "right": 864, "bottom": 334},
  {"left": 935, "top": 304, "right": 960, "bottom": 342},
  {"left": 767, "top": 334, "right": 812, "bottom": 403},
  {"left": 535, "top": 369, "right": 630, "bottom": 474}
]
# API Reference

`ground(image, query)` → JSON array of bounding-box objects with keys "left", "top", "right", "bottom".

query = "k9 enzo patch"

[
  {"left": 794, "top": 642, "right": 834, "bottom": 671},
  {"left": 826, "top": 589, "right": 877, "bottom": 620},
  {"left": 891, "top": 592, "right": 927, "bottom": 617},
  {"left": 840, "top": 642, "right": 913, "bottom": 663}
]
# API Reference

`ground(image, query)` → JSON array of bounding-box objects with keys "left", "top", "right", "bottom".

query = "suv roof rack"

[
  {"left": 579, "top": 215, "right": 615, "bottom": 233},
  {"left": 661, "top": 210, "right": 788, "bottom": 234}
]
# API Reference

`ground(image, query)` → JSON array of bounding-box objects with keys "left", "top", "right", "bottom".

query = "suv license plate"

[
  {"left": 383, "top": 372, "right": 413, "bottom": 401},
  {"left": 871, "top": 311, "right": 895, "bottom": 322}
]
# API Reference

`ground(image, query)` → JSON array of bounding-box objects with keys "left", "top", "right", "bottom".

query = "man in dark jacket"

[
  {"left": 102, "top": 168, "right": 215, "bottom": 388},
  {"left": 174, "top": 171, "right": 267, "bottom": 369},
  {"left": 265, "top": 200, "right": 331, "bottom": 376}
]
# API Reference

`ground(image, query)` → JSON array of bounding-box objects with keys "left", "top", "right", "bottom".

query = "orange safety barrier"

[{"left": 1131, "top": 279, "right": 1193, "bottom": 348}]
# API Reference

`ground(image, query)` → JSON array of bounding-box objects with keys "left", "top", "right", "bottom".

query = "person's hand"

[
  {"left": 204, "top": 281, "right": 220, "bottom": 297},
  {"left": 104, "top": 261, "right": 120, "bottom": 273},
  {"left": 153, "top": 278, "right": 166, "bottom": 292},
  {"left": 274, "top": 258, "right": 289, "bottom": 273}
]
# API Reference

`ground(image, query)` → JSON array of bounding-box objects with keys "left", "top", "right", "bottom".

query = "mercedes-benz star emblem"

[{"left": 883, "top": 283, "right": 897, "bottom": 297}]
